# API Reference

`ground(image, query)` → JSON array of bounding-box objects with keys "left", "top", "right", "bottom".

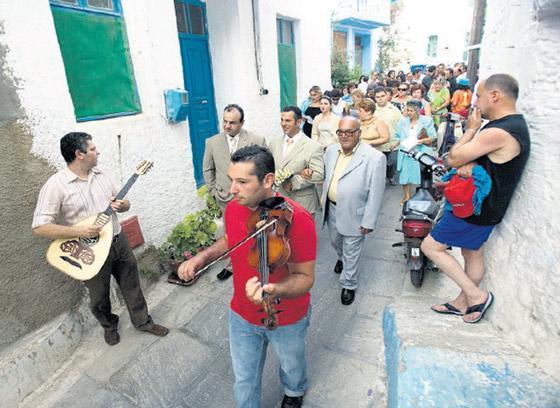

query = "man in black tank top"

[{"left": 421, "top": 74, "right": 530, "bottom": 324}]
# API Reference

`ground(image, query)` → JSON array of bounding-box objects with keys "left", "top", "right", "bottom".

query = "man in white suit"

[
  {"left": 268, "top": 106, "right": 324, "bottom": 215},
  {"left": 322, "top": 116, "right": 386, "bottom": 305},
  {"left": 203, "top": 104, "right": 266, "bottom": 280}
]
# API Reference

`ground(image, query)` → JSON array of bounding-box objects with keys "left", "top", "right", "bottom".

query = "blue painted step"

[{"left": 382, "top": 297, "right": 560, "bottom": 408}]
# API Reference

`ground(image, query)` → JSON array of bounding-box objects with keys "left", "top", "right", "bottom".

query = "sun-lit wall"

[{"left": 478, "top": 0, "right": 560, "bottom": 382}]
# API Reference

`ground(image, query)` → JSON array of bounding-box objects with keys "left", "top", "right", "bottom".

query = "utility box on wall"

[
  {"left": 120, "top": 216, "right": 145, "bottom": 249},
  {"left": 164, "top": 89, "right": 189, "bottom": 122}
]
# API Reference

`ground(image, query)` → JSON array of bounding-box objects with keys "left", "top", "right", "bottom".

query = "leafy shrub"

[{"left": 158, "top": 187, "right": 221, "bottom": 262}]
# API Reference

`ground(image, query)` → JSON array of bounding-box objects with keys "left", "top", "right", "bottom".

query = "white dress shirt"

[{"left": 227, "top": 133, "right": 240, "bottom": 155}]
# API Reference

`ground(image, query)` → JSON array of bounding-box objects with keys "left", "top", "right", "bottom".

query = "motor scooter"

[{"left": 393, "top": 149, "right": 447, "bottom": 287}]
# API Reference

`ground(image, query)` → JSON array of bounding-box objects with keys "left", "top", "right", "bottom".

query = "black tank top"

[{"left": 466, "top": 114, "right": 530, "bottom": 226}]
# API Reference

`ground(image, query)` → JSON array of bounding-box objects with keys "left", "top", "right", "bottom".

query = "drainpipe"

[
  {"left": 251, "top": 0, "right": 268, "bottom": 95},
  {"left": 467, "top": 0, "right": 486, "bottom": 86}
]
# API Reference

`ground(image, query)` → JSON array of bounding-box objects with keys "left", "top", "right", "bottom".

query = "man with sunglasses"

[{"left": 321, "top": 116, "right": 386, "bottom": 305}]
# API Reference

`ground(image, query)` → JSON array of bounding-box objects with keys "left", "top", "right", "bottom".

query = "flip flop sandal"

[
  {"left": 463, "top": 292, "right": 494, "bottom": 324},
  {"left": 431, "top": 302, "right": 464, "bottom": 316}
]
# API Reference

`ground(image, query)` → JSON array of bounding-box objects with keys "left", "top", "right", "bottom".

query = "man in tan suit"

[
  {"left": 268, "top": 106, "right": 324, "bottom": 215},
  {"left": 203, "top": 104, "right": 266, "bottom": 279}
]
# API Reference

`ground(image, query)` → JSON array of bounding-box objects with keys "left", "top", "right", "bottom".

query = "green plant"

[
  {"left": 331, "top": 47, "right": 362, "bottom": 89},
  {"left": 376, "top": 34, "right": 396, "bottom": 74},
  {"left": 197, "top": 185, "right": 222, "bottom": 219},
  {"left": 159, "top": 210, "right": 217, "bottom": 262},
  {"left": 158, "top": 186, "right": 221, "bottom": 263}
]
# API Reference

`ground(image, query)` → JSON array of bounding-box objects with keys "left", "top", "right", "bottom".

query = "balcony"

[{"left": 332, "top": 0, "right": 390, "bottom": 30}]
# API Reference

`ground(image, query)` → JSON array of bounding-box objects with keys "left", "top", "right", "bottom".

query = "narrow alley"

[{"left": 20, "top": 185, "right": 413, "bottom": 408}]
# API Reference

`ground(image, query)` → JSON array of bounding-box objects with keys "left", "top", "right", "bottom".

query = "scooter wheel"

[{"left": 410, "top": 268, "right": 424, "bottom": 287}]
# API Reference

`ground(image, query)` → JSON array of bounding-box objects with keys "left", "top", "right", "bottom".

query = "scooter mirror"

[{"left": 418, "top": 153, "right": 436, "bottom": 166}]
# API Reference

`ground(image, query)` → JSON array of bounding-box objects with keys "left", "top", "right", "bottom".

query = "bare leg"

[
  {"left": 421, "top": 235, "right": 488, "bottom": 314},
  {"left": 405, "top": 184, "right": 412, "bottom": 200},
  {"left": 400, "top": 184, "right": 412, "bottom": 205},
  {"left": 400, "top": 185, "right": 407, "bottom": 205},
  {"left": 449, "top": 247, "right": 486, "bottom": 312}
]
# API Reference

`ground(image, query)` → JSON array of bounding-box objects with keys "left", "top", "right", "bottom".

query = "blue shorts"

[{"left": 431, "top": 211, "right": 495, "bottom": 250}]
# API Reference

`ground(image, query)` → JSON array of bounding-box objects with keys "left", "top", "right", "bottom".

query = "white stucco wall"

[
  {"left": 206, "top": 0, "right": 333, "bottom": 140},
  {"left": 478, "top": 0, "right": 560, "bottom": 381},
  {"left": 2, "top": 0, "right": 333, "bottom": 243},
  {"left": 393, "top": 0, "right": 473, "bottom": 67},
  {"left": 1, "top": 0, "right": 200, "bottom": 245}
]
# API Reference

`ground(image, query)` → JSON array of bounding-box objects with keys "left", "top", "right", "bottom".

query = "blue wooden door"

[{"left": 174, "top": 0, "right": 218, "bottom": 186}]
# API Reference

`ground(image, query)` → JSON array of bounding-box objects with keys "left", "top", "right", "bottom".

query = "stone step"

[
  {"left": 0, "top": 302, "right": 95, "bottom": 408},
  {"left": 382, "top": 296, "right": 560, "bottom": 408}
]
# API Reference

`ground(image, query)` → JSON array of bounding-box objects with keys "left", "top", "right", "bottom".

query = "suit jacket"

[
  {"left": 268, "top": 132, "right": 325, "bottom": 214},
  {"left": 321, "top": 142, "right": 386, "bottom": 236},
  {"left": 203, "top": 129, "right": 266, "bottom": 206}
]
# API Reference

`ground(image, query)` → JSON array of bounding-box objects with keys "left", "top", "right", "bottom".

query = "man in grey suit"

[
  {"left": 268, "top": 106, "right": 324, "bottom": 215},
  {"left": 203, "top": 104, "right": 266, "bottom": 280},
  {"left": 322, "top": 116, "right": 386, "bottom": 305}
]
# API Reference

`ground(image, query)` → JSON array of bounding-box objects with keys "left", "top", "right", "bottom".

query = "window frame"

[
  {"left": 174, "top": 0, "right": 208, "bottom": 38},
  {"left": 427, "top": 34, "right": 438, "bottom": 58},
  {"left": 49, "top": 0, "right": 142, "bottom": 122},
  {"left": 50, "top": 0, "right": 122, "bottom": 17},
  {"left": 277, "top": 18, "right": 295, "bottom": 46}
]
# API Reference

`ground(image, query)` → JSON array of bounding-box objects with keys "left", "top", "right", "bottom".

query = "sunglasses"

[{"left": 398, "top": 88, "right": 408, "bottom": 91}]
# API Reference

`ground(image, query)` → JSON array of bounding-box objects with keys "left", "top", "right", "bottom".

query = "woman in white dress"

[{"left": 311, "top": 96, "right": 339, "bottom": 149}]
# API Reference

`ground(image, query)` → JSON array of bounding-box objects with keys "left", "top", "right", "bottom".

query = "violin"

[
  {"left": 180, "top": 197, "right": 293, "bottom": 330},
  {"left": 246, "top": 197, "right": 293, "bottom": 329},
  {"left": 247, "top": 198, "right": 293, "bottom": 270}
]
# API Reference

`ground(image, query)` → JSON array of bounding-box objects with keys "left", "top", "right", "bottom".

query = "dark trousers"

[
  {"left": 384, "top": 151, "right": 397, "bottom": 182},
  {"left": 84, "top": 233, "right": 151, "bottom": 330}
]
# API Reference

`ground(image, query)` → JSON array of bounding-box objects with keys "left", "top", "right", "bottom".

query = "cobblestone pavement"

[{"left": 21, "top": 184, "right": 411, "bottom": 408}]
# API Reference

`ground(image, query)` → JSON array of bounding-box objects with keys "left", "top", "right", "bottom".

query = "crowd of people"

[
  {"left": 305, "top": 62, "right": 473, "bottom": 205},
  {"left": 32, "top": 67, "right": 530, "bottom": 408}
]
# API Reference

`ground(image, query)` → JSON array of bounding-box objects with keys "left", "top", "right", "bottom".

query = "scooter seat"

[{"left": 404, "top": 199, "right": 439, "bottom": 218}]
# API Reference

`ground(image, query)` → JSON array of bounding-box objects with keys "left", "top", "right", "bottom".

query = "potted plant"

[
  {"left": 198, "top": 185, "right": 222, "bottom": 220},
  {"left": 158, "top": 186, "right": 223, "bottom": 274}
]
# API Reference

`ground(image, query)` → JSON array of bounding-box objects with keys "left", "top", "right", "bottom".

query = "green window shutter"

[
  {"left": 51, "top": 7, "right": 141, "bottom": 120},
  {"left": 277, "top": 43, "right": 297, "bottom": 108}
]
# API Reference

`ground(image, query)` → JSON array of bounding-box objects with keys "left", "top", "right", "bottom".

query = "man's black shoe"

[
  {"left": 341, "top": 288, "right": 355, "bottom": 305},
  {"left": 334, "top": 260, "right": 343, "bottom": 274},
  {"left": 137, "top": 322, "right": 169, "bottom": 337},
  {"left": 216, "top": 269, "right": 233, "bottom": 280},
  {"left": 104, "top": 327, "right": 120, "bottom": 346},
  {"left": 281, "top": 395, "right": 303, "bottom": 408}
]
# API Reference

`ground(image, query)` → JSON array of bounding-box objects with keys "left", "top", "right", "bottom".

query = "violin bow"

[{"left": 192, "top": 218, "right": 278, "bottom": 278}]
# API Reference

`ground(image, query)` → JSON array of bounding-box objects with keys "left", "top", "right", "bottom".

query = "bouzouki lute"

[{"left": 46, "top": 160, "right": 153, "bottom": 281}]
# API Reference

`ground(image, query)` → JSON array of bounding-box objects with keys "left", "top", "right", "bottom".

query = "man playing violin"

[{"left": 179, "top": 145, "right": 316, "bottom": 408}]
